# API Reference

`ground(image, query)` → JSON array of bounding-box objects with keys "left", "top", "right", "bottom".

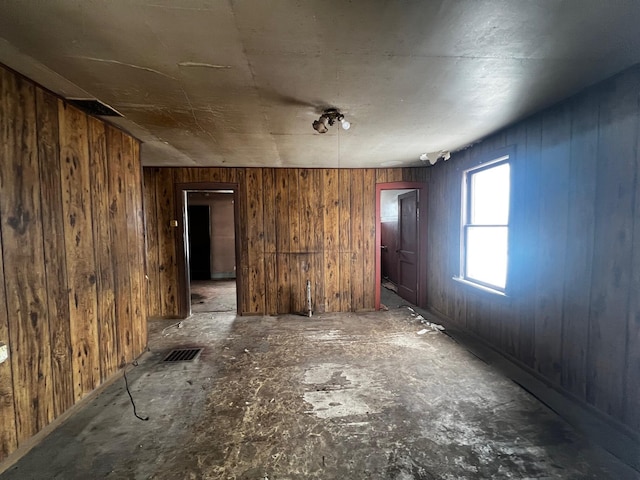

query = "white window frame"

[{"left": 458, "top": 154, "right": 511, "bottom": 294}]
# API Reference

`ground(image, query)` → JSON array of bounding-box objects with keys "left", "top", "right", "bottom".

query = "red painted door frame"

[{"left": 375, "top": 181, "right": 428, "bottom": 310}]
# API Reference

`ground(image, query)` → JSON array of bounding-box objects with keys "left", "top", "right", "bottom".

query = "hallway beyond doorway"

[{"left": 190, "top": 279, "right": 237, "bottom": 313}]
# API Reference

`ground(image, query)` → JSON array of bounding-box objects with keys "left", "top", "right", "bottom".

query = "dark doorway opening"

[
  {"left": 375, "top": 182, "right": 427, "bottom": 310},
  {"left": 177, "top": 184, "right": 242, "bottom": 317}
]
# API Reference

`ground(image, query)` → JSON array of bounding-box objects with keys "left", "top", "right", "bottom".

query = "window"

[{"left": 460, "top": 156, "right": 510, "bottom": 292}]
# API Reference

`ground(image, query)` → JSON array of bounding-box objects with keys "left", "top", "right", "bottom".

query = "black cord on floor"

[{"left": 123, "top": 361, "right": 149, "bottom": 421}]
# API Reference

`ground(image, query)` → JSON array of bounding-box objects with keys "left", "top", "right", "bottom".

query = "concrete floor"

[
  {"left": 1, "top": 293, "right": 636, "bottom": 479},
  {"left": 191, "top": 279, "right": 237, "bottom": 313}
]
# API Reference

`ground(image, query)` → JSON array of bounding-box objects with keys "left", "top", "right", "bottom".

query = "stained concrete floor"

[
  {"left": 191, "top": 279, "right": 237, "bottom": 313},
  {"left": 1, "top": 293, "right": 637, "bottom": 479}
]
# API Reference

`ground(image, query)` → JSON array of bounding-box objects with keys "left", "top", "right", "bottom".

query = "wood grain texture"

[
  {"left": 362, "top": 169, "right": 376, "bottom": 310},
  {"left": 123, "top": 136, "right": 147, "bottom": 356},
  {"left": 246, "top": 168, "right": 265, "bottom": 313},
  {"left": 143, "top": 169, "right": 161, "bottom": 317},
  {"left": 59, "top": 102, "right": 101, "bottom": 400},
  {"left": 88, "top": 117, "right": 118, "bottom": 382},
  {"left": 0, "top": 68, "right": 19, "bottom": 458},
  {"left": 144, "top": 167, "right": 394, "bottom": 316},
  {"left": 0, "top": 64, "right": 147, "bottom": 462},
  {"left": 35, "top": 87, "right": 74, "bottom": 418},
  {"left": 323, "top": 169, "right": 340, "bottom": 312},
  {"left": 1, "top": 72, "right": 54, "bottom": 442}
]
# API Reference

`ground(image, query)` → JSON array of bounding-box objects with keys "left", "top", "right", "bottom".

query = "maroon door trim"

[{"left": 375, "top": 181, "right": 428, "bottom": 310}]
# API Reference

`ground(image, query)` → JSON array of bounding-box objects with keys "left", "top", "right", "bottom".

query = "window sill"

[{"left": 452, "top": 277, "right": 510, "bottom": 299}]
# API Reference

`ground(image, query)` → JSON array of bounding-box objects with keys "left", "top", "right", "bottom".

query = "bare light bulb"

[{"left": 340, "top": 119, "right": 351, "bottom": 130}]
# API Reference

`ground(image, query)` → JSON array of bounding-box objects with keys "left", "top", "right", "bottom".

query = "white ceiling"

[{"left": 1, "top": 1, "right": 640, "bottom": 168}]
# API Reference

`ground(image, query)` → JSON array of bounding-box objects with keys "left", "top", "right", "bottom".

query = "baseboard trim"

[
  {"left": 421, "top": 306, "right": 640, "bottom": 475},
  {"left": 0, "top": 349, "right": 152, "bottom": 476}
]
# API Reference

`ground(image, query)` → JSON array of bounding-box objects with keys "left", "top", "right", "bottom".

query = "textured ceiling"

[{"left": 1, "top": 1, "right": 640, "bottom": 168}]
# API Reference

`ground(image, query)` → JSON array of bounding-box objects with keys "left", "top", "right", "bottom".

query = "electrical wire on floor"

[
  {"left": 161, "top": 320, "right": 183, "bottom": 336},
  {"left": 123, "top": 360, "right": 149, "bottom": 421}
]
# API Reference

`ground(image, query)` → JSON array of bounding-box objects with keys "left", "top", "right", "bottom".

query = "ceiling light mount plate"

[{"left": 313, "top": 108, "right": 350, "bottom": 133}]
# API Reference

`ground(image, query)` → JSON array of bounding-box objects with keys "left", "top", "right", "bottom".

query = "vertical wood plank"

[
  {"left": 560, "top": 92, "right": 599, "bottom": 399},
  {"left": 59, "top": 101, "right": 100, "bottom": 400},
  {"left": 311, "top": 169, "right": 325, "bottom": 313},
  {"left": 262, "top": 169, "right": 278, "bottom": 314},
  {"left": 339, "top": 169, "right": 352, "bottom": 311},
  {"left": 0, "top": 67, "right": 19, "bottom": 457},
  {"left": 107, "top": 127, "right": 133, "bottom": 365},
  {"left": 246, "top": 168, "right": 265, "bottom": 313},
  {"left": 626, "top": 93, "right": 640, "bottom": 429},
  {"left": 518, "top": 115, "right": 543, "bottom": 368},
  {"left": 143, "top": 168, "right": 161, "bottom": 317},
  {"left": 1, "top": 73, "right": 55, "bottom": 441},
  {"left": 35, "top": 87, "right": 74, "bottom": 418},
  {"left": 156, "top": 169, "right": 178, "bottom": 317},
  {"left": 274, "top": 169, "right": 290, "bottom": 313},
  {"left": 350, "top": 170, "right": 365, "bottom": 311},
  {"left": 323, "top": 169, "right": 340, "bottom": 312},
  {"left": 587, "top": 73, "right": 638, "bottom": 417},
  {"left": 236, "top": 168, "right": 250, "bottom": 314},
  {"left": 123, "top": 136, "right": 146, "bottom": 355},
  {"left": 288, "top": 169, "right": 302, "bottom": 312},
  {"left": 88, "top": 117, "right": 118, "bottom": 381},
  {"left": 363, "top": 169, "right": 376, "bottom": 310},
  {"left": 533, "top": 104, "right": 571, "bottom": 383},
  {"left": 5, "top": 74, "right": 57, "bottom": 436}
]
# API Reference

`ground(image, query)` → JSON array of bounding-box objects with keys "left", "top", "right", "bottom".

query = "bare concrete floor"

[
  {"left": 1, "top": 308, "right": 636, "bottom": 479},
  {"left": 191, "top": 279, "right": 237, "bottom": 313}
]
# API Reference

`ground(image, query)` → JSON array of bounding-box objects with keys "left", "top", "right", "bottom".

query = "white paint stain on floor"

[{"left": 302, "top": 363, "right": 391, "bottom": 419}]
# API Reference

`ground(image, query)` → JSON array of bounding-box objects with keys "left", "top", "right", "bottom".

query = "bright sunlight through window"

[{"left": 462, "top": 157, "right": 510, "bottom": 291}]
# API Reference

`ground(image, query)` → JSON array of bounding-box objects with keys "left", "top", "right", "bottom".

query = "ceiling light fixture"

[{"left": 313, "top": 108, "right": 350, "bottom": 134}]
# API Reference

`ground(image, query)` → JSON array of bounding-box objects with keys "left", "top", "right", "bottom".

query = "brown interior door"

[{"left": 397, "top": 190, "right": 419, "bottom": 304}]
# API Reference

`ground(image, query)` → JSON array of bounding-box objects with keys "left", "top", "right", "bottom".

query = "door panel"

[{"left": 397, "top": 190, "right": 419, "bottom": 304}]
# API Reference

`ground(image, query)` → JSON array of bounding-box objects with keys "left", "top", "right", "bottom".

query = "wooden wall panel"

[
  {"left": 88, "top": 118, "right": 117, "bottom": 382},
  {"left": 0, "top": 64, "right": 147, "bottom": 462},
  {"left": 323, "top": 169, "right": 340, "bottom": 312},
  {"left": 0, "top": 70, "right": 23, "bottom": 454},
  {"left": 143, "top": 169, "right": 161, "bottom": 318},
  {"left": 418, "top": 64, "right": 640, "bottom": 435},
  {"left": 1, "top": 73, "right": 54, "bottom": 441},
  {"left": 144, "top": 166, "right": 410, "bottom": 317},
  {"left": 245, "top": 168, "right": 265, "bottom": 314},
  {"left": 157, "top": 168, "right": 178, "bottom": 317},
  {"left": 124, "top": 137, "right": 147, "bottom": 357},
  {"left": 35, "top": 87, "right": 73, "bottom": 417},
  {"left": 586, "top": 72, "right": 637, "bottom": 417},
  {"left": 533, "top": 104, "right": 571, "bottom": 384},
  {"left": 107, "top": 128, "right": 133, "bottom": 367},
  {"left": 59, "top": 102, "right": 101, "bottom": 400},
  {"left": 339, "top": 170, "right": 352, "bottom": 312},
  {"left": 363, "top": 170, "right": 376, "bottom": 310}
]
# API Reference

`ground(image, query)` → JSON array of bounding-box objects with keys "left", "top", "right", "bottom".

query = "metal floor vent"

[{"left": 163, "top": 348, "right": 203, "bottom": 362}]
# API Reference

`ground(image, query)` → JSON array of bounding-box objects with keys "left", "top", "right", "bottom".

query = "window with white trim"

[{"left": 461, "top": 156, "right": 510, "bottom": 292}]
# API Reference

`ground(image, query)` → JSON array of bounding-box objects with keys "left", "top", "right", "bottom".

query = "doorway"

[
  {"left": 176, "top": 183, "right": 242, "bottom": 318},
  {"left": 186, "top": 191, "right": 237, "bottom": 314},
  {"left": 375, "top": 182, "right": 427, "bottom": 310}
]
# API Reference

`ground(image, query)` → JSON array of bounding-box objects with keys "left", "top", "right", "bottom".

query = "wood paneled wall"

[
  {"left": 0, "top": 65, "right": 148, "bottom": 461},
  {"left": 420, "top": 64, "right": 640, "bottom": 435},
  {"left": 144, "top": 167, "right": 428, "bottom": 317}
]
